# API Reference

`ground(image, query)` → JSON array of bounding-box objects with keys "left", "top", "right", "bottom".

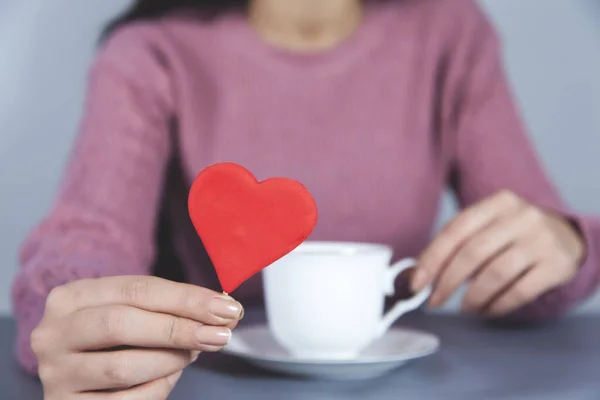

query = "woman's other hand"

[
  {"left": 31, "top": 276, "right": 243, "bottom": 399},
  {"left": 412, "top": 190, "right": 585, "bottom": 317}
]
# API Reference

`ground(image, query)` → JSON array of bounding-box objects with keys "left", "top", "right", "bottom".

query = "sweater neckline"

[{"left": 218, "top": 1, "right": 398, "bottom": 76}]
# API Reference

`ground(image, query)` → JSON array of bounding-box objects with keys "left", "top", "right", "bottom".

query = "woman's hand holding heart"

[
  {"left": 33, "top": 276, "right": 244, "bottom": 399},
  {"left": 34, "top": 162, "right": 315, "bottom": 399},
  {"left": 411, "top": 190, "right": 585, "bottom": 317}
]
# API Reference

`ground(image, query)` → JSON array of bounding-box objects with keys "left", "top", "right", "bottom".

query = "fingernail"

[
  {"left": 200, "top": 344, "right": 225, "bottom": 352},
  {"left": 196, "top": 326, "right": 231, "bottom": 346},
  {"left": 191, "top": 351, "right": 200, "bottom": 362},
  {"left": 210, "top": 296, "right": 243, "bottom": 320},
  {"left": 411, "top": 270, "right": 427, "bottom": 292},
  {"left": 167, "top": 370, "right": 183, "bottom": 387}
]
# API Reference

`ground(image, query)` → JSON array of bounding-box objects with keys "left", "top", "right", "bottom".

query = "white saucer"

[{"left": 222, "top": 325, "right": 440, "bottom": 380}]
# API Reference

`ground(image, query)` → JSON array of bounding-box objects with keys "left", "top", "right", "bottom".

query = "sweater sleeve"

[
  {"left": 441, "top": 2, "right": 600, "bottom": 322},
  {"left": 11, "top": 25, "right": 175, "bottom": 374}
]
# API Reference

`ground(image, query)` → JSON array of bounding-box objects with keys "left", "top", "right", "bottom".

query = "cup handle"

[{"left": 376, "top": 258, "right": 432, "bottom": 337}]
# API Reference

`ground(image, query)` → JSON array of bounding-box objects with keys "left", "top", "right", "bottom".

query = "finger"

[
  {"left": 46, "top": 276, "right": 243, "bottom": 325},
  {"left": 65, "top": 305, "right": 232, "bottom": 351},
  {"left": 461, "top": 244, "right": 536, "bottom": 313},
  {"left": 413, "top": 190, "right": 522, "bottom": 292},
  {"left": 68, "top": 348, "right": 190, "bottom": 392},
  {"left": 79, "top": 370, "right": 181, "bottom": 400},
  {"left": 227, "top": 319, "right": 240, "bottom": 331},
  {"left": 485, "top": 264, "right": 562, "bottom": 316},
  {"left": 429, "top": 207, "right": 534, "bottom": 307}
]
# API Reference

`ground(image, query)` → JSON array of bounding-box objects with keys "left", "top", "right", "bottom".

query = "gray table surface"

[{"left": 2, "top": 311, "right": 599, "bottom": 400}]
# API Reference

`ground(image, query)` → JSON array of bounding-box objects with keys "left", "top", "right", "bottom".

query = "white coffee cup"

[{"left": 263, "top": 241, "right": 432, "bottom": 360}]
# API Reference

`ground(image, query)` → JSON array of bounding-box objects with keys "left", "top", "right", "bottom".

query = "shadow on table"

[{"left": 193, "top": 351, "right": 290, "bottom": 379}]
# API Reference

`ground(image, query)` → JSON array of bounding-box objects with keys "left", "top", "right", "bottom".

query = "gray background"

[{"left": 0, "top": 0, "right": 598, "bottom": 315}]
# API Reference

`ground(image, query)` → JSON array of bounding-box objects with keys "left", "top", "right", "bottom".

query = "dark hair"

[{"left": 104, "top": 0, "right": 248, "bottom": 38}]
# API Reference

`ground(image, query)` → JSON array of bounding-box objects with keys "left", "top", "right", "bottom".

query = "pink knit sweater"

[{"left": 12, "top": 0, "right": 600, "bottom": 374}]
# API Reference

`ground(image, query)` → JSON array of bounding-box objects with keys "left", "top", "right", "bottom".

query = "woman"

[{"left": 13, "top": 0, "right": 599, "bottom": 397}]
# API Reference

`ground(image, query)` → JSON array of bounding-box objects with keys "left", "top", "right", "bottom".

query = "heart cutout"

[{"left": 188, "top": 162, "right": 318, "bottom": 293}]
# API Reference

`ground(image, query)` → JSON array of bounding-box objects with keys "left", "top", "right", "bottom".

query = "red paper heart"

[{"left": 188, "top": 162, "right": 318, "bottom": 293}]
